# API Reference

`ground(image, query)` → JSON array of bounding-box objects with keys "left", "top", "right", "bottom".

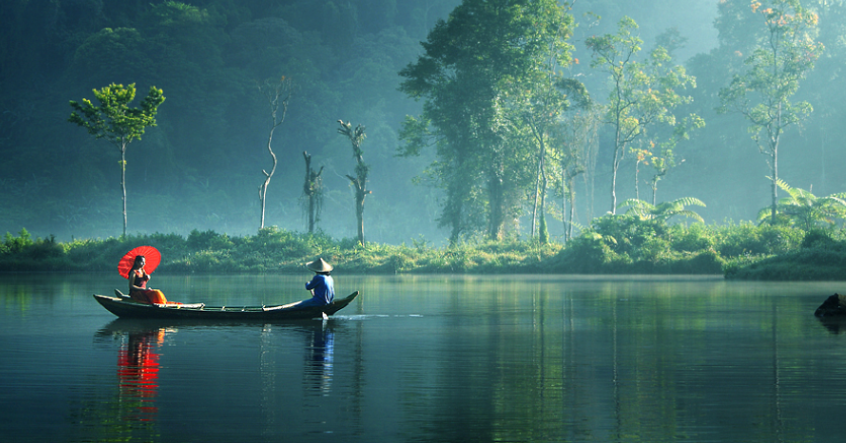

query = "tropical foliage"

[
  {"left": 618, "top": 197, "right": 706, "bottom": 223},
  {"left": 756, "top": 178, "right": 846, "bottom": 229}
]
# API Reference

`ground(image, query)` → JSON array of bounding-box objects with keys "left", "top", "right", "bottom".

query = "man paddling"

[{"left": 300, "top": 258, "right": 335, "bottom": 307}]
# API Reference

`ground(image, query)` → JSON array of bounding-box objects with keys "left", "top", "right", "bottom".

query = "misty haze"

[
  {"left": 2, "top": 0, "right": 738, "bottom": 244},
  {"left": 6, "top": 2, "right": 846, "bottom": 443}
]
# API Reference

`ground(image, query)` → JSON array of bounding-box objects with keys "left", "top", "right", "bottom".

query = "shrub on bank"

[
  {"left": 712, "top": 222, "right": 804, "bottom": 257},
  {"left": 0, "top": 221, "right": 826, "bottom": 278},
  {"left": 548, "top": 215, "right": 727, "bottom": 274},
  {"left": 725, "top": 228, "right": 846, "bottom": 280},
  {"left": 548, "top": 215, "right": 808, "bottom": 275},
  {"left": 670, "top": 223, "right": 714, "bottom": 252}
]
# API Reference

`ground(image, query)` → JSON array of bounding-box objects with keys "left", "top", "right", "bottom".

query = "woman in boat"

[
  {"left": 128, "top": 255, "right": 170, "bottom": 305},
  {"left": 299, "top": 258, "right": 335, "bottom": 307}
]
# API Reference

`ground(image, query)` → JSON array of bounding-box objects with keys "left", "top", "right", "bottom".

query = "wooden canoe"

[{"left": 93, "top": 290, "right": 359, "bottom": 320}]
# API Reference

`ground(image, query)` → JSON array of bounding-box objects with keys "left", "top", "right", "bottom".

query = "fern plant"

[
  {"left": 618, "top": 197, "right": 706, "bottom": 223},
  {"left": 757, "top": 178, "right": 846, "bottom": 230}
]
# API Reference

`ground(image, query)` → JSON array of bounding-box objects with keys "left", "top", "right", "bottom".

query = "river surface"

[{"left": 2, "top": 274, "right": 846, "bottom": 442}]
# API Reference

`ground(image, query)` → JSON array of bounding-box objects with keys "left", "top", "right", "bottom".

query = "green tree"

[
  {"left": 756, "top": 178, "right": 846, "bottom": 230},
  {"left": 399, "top": 0, "right": 575, "bottom": 243},
  {"left": 399, "top": 0, "right": 506, "bottom": 243},
  {"left": 68, "top": 83, "right": 165, "bottom": 237},
  {"left": 337, "top": 120, "right": 369, "bottom": 247},
  {"left": 586, "top": 17, "right": 697, "bottom": 214},
  {"left": 503, "top": 3, "right": 577, "bottom": 242},
  {"left": 718, "top": 0, "right": 824, "bottom": 225}
]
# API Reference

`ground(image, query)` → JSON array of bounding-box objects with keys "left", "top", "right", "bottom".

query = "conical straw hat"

[{"left": 306, "top": 257, "right": 333, "bottom": 272}]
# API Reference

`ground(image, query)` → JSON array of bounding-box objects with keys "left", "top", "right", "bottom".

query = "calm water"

[{"left": 2, "top": 273, "right": 846, "bottom": 442}]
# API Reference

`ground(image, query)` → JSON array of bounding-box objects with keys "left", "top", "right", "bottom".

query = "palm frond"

[
  {"left": 770, "top": 176, "right": 807, "bottom": 202},
  {"left": 759, "top": 178, "right": 846, "bottom": 229},
  {"left": 673, "top": 210, "right": 704, "bottom": 223},
  {"left": 618, "top": 198, "right": 654, "bottom": 219},
  {"left": 668, "top": 196, "right": 706, "bottom": 208},
  {"left": 756, "top": 206, "right": 772, "bottom": 224}
]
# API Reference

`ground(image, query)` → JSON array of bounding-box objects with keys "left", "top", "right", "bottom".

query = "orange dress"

[{"left": 129, "top": 270, "right": 171, "bottom": 305}]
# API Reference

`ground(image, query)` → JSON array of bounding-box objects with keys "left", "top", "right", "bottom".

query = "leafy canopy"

[
  {"left": 718, "top": 0, "right": 823, "bottom": 137},
  {"left": 68, "top": 83, "right": 165, "bottom": 148}
]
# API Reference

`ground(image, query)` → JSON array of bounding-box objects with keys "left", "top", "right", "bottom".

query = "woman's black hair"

[{"left": 133, "top": 255, "right": 146, "bottom": 267}]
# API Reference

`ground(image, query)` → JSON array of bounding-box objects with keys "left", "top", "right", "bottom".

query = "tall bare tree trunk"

[
  {"left": 610, "top": 124, "right": 622, "bottom": 215},
  {"left": 258, "top": 129, "right": 276, "bottom": 230},
  {"left": 538, "top": 149, "right": 548, "bottom": 244},
  {"left": 257, "top": 77, "right": 291, "bottom": 230},
  {"left": 530, "top": 125, "right": 549, "bottom": 239},
  {"left": 769, "top": 103, "right": 782, "bottom": 225},
  {"left": 566, "top": 188, "right": 576, "bottom": 241},
  {"left": 302, "top": 151, "right": 323, "bottom": 233},
  {"left": 531, "top": 148, "right": 541, "bottom": 238},
  {"left": 564, "top": 170, "right": 579, "bottom": 242},
  {"left": 355, "top": 193, "right": 365, "bottom": 246},
  {"left": 487, "top": 157, "right": 505, "bottom": 240},
  {"left": 338, "top": 120, "right": 369, "bottom": 246},
  {"left": 634, "top": 158, "right": 641, "bottom": 202}
]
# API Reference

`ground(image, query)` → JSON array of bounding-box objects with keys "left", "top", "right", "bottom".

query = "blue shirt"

[{"left": 305, "top": 274, "right": 335, "bottom": 305}]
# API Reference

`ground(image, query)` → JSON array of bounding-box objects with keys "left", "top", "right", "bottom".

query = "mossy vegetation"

[{"left": 2, "top": 217, "right": 838, "bottom": 279}]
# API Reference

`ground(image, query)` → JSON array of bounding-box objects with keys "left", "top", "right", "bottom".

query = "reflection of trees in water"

[
  {"left": 403, "top": 284, "right": 600, "bottom": 442},
  {"left": 398, "top": 282, "right": 823, "bottom": 442}
]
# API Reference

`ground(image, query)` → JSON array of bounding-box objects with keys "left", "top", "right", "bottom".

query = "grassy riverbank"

[{"left": 0, "top": 218, "right": 838, "bottom": 279}]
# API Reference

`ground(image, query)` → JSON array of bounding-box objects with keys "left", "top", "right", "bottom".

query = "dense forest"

[{"left": 1, "top": 0, "right": 844, "bottom": 248}]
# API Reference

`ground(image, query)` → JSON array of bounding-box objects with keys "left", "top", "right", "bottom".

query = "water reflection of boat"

[
  {"left": 93, "top": 291, "right": 359, "bottom": 320},
  {"left": 98, "top": 317, "right": 341, "bottom": 400}
]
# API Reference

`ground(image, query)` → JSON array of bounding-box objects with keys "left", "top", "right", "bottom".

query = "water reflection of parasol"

[
  {"left": 117, "top": 327, "right": 166, "bottom": 423},
  {"left": 118, "top": 246, "right": 161, "bottom": 278}
]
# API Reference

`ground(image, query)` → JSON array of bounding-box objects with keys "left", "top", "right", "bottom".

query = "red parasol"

[{"left": 118, "top": 246, "right": 162, "bottom": 278}]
